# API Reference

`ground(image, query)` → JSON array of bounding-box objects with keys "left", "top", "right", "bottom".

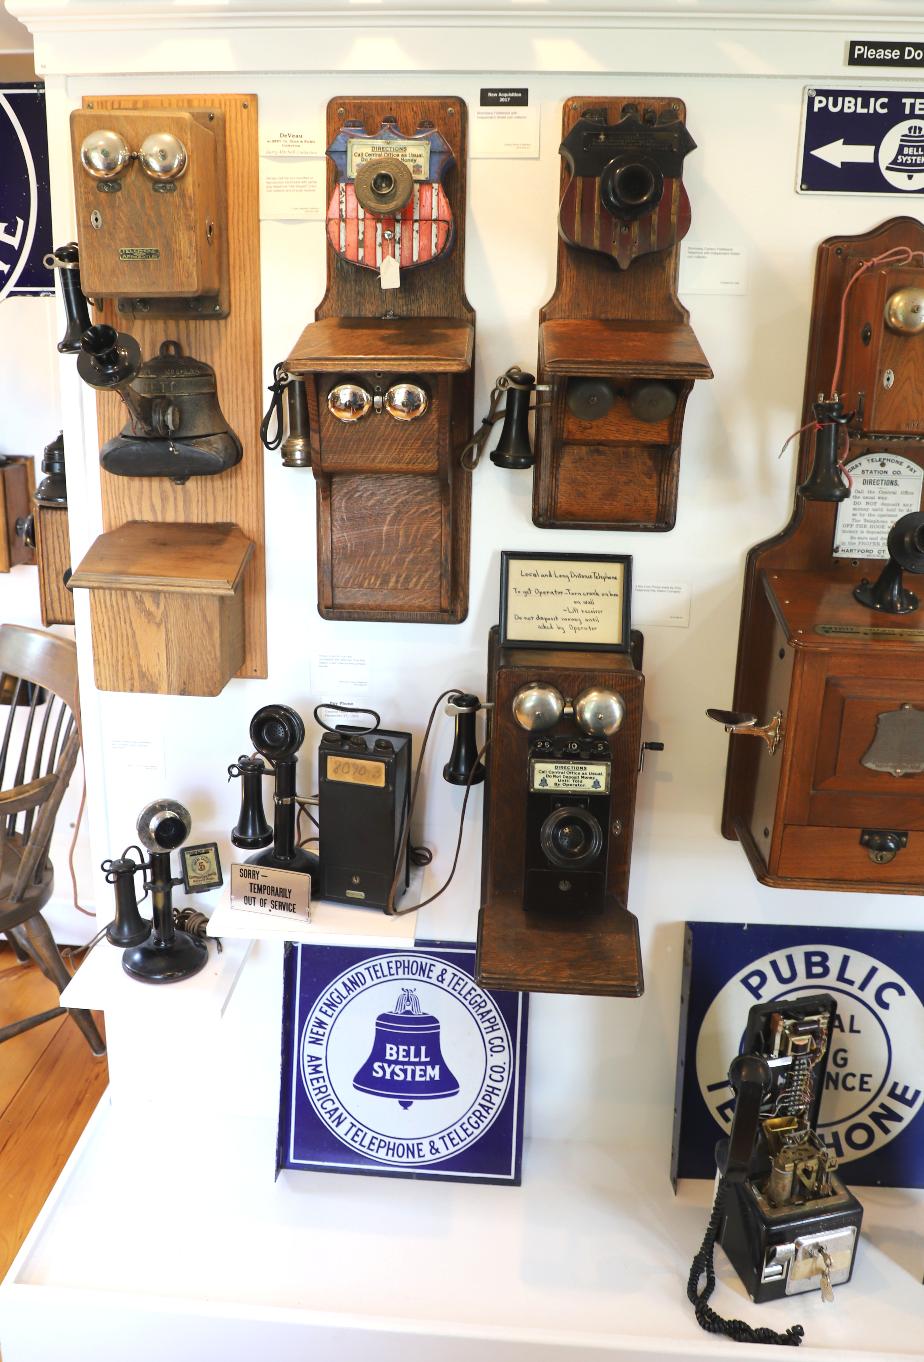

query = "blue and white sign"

[
  {"left": 672, "top": 923, "right": 924, "bottom": 1188},
  {"left": 278, "top": 940, "right": 528, "bottom": 1184},
  {"left": 0, "top": 84, "right": 53, "bottom": 299},
  {"left": 799, "top": 87, "right": 924, "bottom": 196}
]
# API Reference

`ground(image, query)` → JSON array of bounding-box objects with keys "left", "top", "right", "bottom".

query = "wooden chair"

[{"left": 0, "top": 624, "right": 105, "bottom": 1055}]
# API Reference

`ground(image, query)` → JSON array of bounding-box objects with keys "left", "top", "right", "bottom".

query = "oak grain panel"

[
  {"left": 34, "top": 505, "right": 74, "bottom": 626},
  {"left": 85, "top": 93, "right": 265, "bottom": 680}
]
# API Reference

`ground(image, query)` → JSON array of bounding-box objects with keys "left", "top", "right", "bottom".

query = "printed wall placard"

[
  {"left": 278, "top": 940, "right": 528, "bottom": 1184},
  {"left": 672, "top": 922, "right": 924, "bottom": 1188},
  {"left": 0, "top": 84, "right": 52, "bottom": 299}
]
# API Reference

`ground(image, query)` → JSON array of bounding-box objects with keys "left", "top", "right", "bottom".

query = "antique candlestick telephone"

[
  {"left": 230, "top": 693, "right": 487, "bottom": 913},
  {"left": 688, "top": 994, "right": 862, "bottom": 1346},
  {"left": 229, "top": 704, "right": 319, "bottom": 885},
  {"left": 102, "top": 799, "right": 222, "bottom": 983}
]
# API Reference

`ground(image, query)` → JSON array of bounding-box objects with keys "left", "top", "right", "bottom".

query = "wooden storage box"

[
  {"left": 0, "top": 457, "right": 35, "bottom": 572},
  {"left": 70, "top": 521, "right": 253, "bottom": 696},
  {"left": 34, "top": 504, "right": 74, "bottom": 626}
]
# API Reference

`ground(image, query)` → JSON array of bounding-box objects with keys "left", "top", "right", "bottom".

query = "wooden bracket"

[
  {"left": 286, "top": 96, "right": 474, "bottom": 624},
  {"left": 533, "top": 96, "right": 711, "bottom": 532},
  {"left": 71, "top": 93, "right": 265, "bottom": 692}
]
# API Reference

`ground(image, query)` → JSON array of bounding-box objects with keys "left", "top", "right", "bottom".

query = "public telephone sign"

[{"left": 798, "top": 87, "right": 924, "bottom": 196}]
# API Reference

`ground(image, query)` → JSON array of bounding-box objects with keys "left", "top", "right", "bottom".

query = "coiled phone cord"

[{"left": 687, "top": 1178, "right": 804, "bottom": 1347}]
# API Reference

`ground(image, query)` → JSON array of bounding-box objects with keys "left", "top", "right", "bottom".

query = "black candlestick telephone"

[{"left": 687, "top": 993, "right": 862, "bottom": 1347}]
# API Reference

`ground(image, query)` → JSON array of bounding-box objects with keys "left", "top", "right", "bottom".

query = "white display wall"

[{"left": 1, "top": 4, "right": 922, "bottom": 1359}]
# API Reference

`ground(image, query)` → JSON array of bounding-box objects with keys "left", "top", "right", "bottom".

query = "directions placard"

[
  {"left": 799, "top": 87, "right": 924, "bottom": 196},
  {"left": 231, "top": 863, "right": 311, "bottom": 921},
  {"left": 834, "top": 453, "right": 924, "bottom": 558}
]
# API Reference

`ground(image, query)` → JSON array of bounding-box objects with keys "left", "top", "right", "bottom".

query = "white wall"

[{"left": 11, "top": 0, "right": 924, "bottom": 1149}]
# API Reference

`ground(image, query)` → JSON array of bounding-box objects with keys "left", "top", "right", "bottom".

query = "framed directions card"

[{"left": 499, "top": 551, "right": 631, "bottom": 651}]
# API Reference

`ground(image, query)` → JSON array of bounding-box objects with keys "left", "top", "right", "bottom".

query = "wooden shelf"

[
  {"left": 763, "top": 568, "right": 924, "bottom": 651},
  {"left": 539, "top": 318, "right": 712, "bottom": 379},
  {"left": 287, "top": 316, "right": 474, "bottom": 373},
  {"left": 71, "top": 521, "right": 252, "bottom": 595}
]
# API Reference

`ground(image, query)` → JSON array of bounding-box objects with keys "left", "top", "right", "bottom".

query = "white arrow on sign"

[{"left": 811, "top": 139, "right": 876, "bottom": 169}]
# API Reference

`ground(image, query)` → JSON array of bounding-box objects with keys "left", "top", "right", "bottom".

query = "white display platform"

[
  {"left": 1, "top": 1096, "right": 920, "bottom": 1362},
  {"left": 208, "top": 890, "right": 418, "bottom": 947},
  {"left": 59, "top": 935, "right": 252, "bottom": 1018}
]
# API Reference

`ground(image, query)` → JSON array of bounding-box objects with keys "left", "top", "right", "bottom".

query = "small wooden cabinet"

[
  {"left": 729, "top": 566, "right": 924, "bottom": 892},
  {"left": 70, "top": 521, "right": 252, "bottom": 696}
]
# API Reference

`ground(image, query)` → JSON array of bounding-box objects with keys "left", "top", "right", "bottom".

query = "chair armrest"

[{"left": 0, "top": 774, "right": 58, "bottom": 817}]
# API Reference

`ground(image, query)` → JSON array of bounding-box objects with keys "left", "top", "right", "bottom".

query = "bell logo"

[
  {"left": 0, "top": 93, "right": 39, "bottom": 302},
  {"left": 696, "top": 944, "right": 924, "bottom": 1163},
  {"left": 299, "top": 956, "right": 513, "bottom": 1167}
]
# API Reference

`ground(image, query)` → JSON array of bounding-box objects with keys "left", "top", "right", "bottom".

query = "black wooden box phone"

[
  {"left": 688, "top": 993, "right": 862, "bottom": 1348},
  {"left": 228, "top": 692, "right": 488, "bottom": 914}
]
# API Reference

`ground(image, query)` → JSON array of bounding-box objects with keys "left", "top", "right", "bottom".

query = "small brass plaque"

[
  {"left": 347, "top": 137, "right": 431, "bottom": 181},
  {"left": 816, "top": 623, "right": 924, "bottom": 641},
  {"left": 118, "top": 246, "right": 160, "bottom": 261},
  {"left": 327, "top": 756, "right": 385, "bottom": 788}
]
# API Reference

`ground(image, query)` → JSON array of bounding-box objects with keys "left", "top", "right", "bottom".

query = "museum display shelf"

[{"left": 0, "top": 1095, "right": 920, "bottom": 1362}]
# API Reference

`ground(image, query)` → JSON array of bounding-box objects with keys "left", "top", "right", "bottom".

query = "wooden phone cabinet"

[
  {"left": 477, "top": 628, "right": 645, "bottom": 997},
  {"left": 718, "top": 218, "right": 924, "bottom": 893},
  {"left": 286, "top": 97, "right": 473, "bottom": 623},
  {"left": 532, "top": 96, "right": 711, "bottom": 532}
]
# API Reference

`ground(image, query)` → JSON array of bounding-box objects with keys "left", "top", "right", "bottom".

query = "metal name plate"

[
  {"left": 118, "top": 246, "right": 160, "bottom": 261},
  {"left": 861, "top": 704, "right": 924, "bottom": 776},
  {"left": 346, "top": 137, "right": 431, "bottom": 180},
  {"left": 327, "top": 755, "right": 385, "bottom": 788},
  {"left": 180, "top": 842, "right": 223, "bottom": 893},
  {"left": 834, "top": 453, "right": 924, "bottom": 559},
  {"left": 816, "top": 624, "right": 924, "bottom": 640},
  {"left": 529, "top": 759, "right": 611, "bottom": 793}
]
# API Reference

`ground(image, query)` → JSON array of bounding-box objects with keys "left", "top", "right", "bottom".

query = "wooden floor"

[{"left": 0, "top": 943, "right": 108, "bottom": 1283}]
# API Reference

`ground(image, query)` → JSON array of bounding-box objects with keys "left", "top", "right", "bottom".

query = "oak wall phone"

[
  {"left": 281, "top": 96, "right": 474, "bottom": 624},
  {"left": 481, "top": 97, "right": 712, "bottom": 532},
  {"left": 710, "top": 217, "right": 924, "bottom": 893},
  {"left": 58, "top": 95, "right": 266, "bottom": 696}
]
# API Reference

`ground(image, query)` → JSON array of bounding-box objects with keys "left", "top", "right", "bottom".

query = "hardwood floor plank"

[
  {"left": 0, "top": 966, "right": 65, "bottom": 1117},
  {"left": 0, "top": 998, "right": 107, "bottom": 1281}
]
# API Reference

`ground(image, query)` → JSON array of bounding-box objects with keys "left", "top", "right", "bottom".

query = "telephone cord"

[{"left": 687, "top": 1178, "right": 804, "bottom": 1348}]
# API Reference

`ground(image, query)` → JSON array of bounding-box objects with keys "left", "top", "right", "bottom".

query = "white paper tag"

[
  {"left": 834, "top": 452, "right": 924, "bottom": 558},
  {"left": 681, "top": 243, "right": 748, "bottom": 295},
  {"left": 380, "top": 255, "right": 401, "bottom": 290},
  {"left": 258, "top": 163, "right": 326, "bottom": 220},
  {"left": 231, "top": 864, "right": 311, "bottom": 921},
  {"left": 471, "top": 88, "right": 540, "bottom": 159},
  {"left": 260, "top": 121, "right": 325, "bottom": 158},
  {"left": 634, "top": 581, "right": 692, "bottom": 628}
]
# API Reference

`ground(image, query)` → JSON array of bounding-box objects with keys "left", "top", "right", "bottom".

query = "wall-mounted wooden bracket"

[
  {"left": 70, "top": 93, "right": 265, "bottom": 692},
  {"left": 477, "top": 628, "right": 645, "bottom": 997},
  {"left": 532, "top": 96, "right": 711, "bottom": 533},
  {"left": 285, "top": 96, "right": 474, "bottom": 624}
]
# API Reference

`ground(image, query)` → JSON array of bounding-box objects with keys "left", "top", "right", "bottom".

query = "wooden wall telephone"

[
  {"left": 477, "top": 627, "right": 652, "bottom": 997},
  {"left": 284, "top": 97, "right": 474, "bottom": 624},
  {"left": 711, "top": 217, "right": 924, "bottom": 893},
  {"left": 59, "top": 95, "right": 266, "bottom": 696},
  {"left": 526, "top": 97, "right": 711, "bottom": 533}
]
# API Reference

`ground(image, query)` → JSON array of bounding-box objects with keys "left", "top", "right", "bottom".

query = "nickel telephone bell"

[
  {"left": 138, "top": 131, "right": 188, "bottom": 181},
  {"left": 328, "top": 380, "right": 429, "bottom": 423},
  {"left": 79, "top": 128, "right": 130, "bottom": 179}
]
